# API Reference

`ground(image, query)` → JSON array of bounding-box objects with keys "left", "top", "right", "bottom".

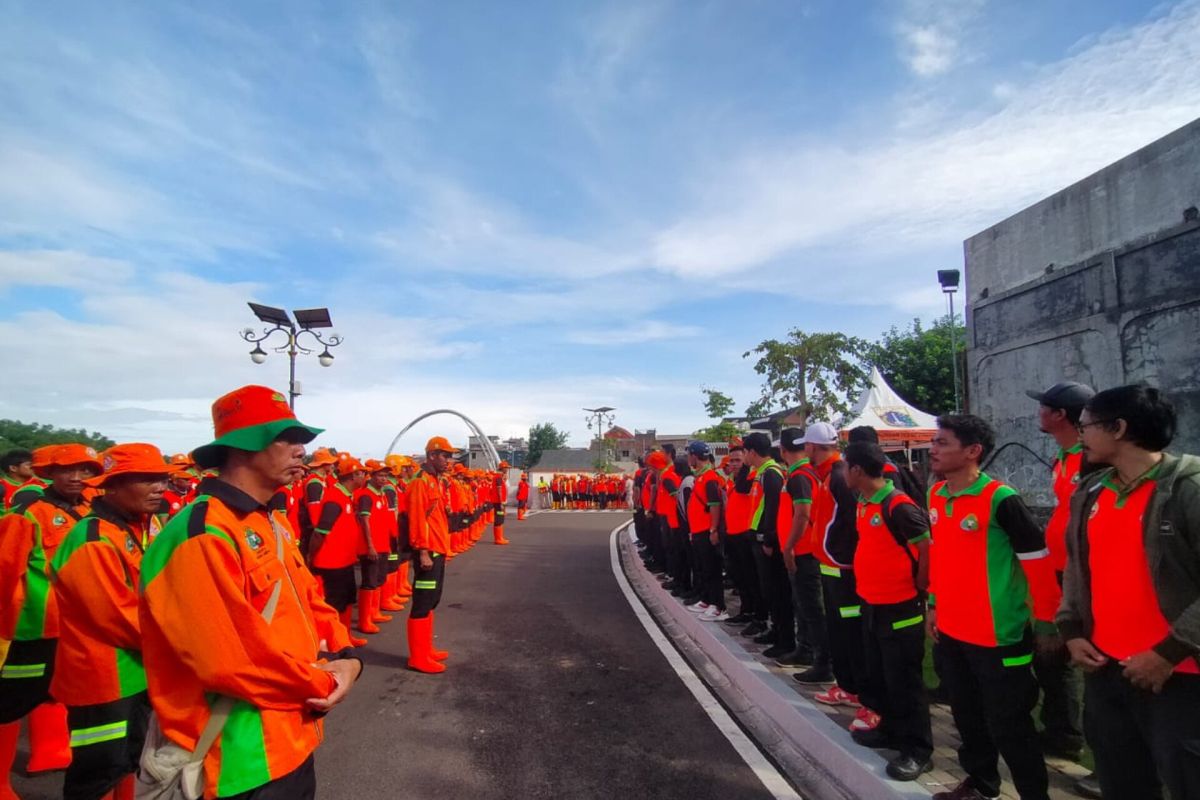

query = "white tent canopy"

[{"left": 839, "top": 367, "right": 939, "bottom": 447}]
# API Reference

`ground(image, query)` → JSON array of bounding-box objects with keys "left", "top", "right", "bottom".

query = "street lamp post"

[
  {"left": 584, "top": 406, "right": 616, "bottom": 470},
  {"left": 937, "top": 270, "right": 962, "bottom": 413},
  {"left": 241, "top": 302, "right": 344, "bottom": 409}
]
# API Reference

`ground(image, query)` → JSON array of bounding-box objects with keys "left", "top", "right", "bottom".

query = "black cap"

[
  {"left": 780, "top": 427, "right": 805, "bottom": 451},
  {"left": 686, "top": 440, "right": 712, "bottom": 458},
  {"left": 1026, "top": 381, "right": 1096, "bottom": 411}
]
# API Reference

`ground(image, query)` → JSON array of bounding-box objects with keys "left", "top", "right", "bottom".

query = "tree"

[
  {"left": 0, "top": 419, "right": 116, "bottom": 454},
  {"left": 695, "top": 387, "right": 742, "bottom": 442},
  {"left": 865, "top": 314, "right": 965, "bottom": 415},
  {"left": 524, "top": 422, "right": 570, "bottom": 470},
  {"left": 743, "top": 330, "right": 870, "bottom": 421}
]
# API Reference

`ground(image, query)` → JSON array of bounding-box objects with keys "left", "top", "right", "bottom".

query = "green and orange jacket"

[
  {"left": 140, "top": 478, "right": 356, "bottom": 799},
  {"left": 49, "top": 498, "right": 149, "bottom": 705},
  {"left": 0, "top": 488, "right": 90, "bottom": 641}
]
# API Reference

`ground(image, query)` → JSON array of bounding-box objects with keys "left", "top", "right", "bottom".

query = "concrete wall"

[{"left": 964, "top": 118, "right": 1200, "bottom": 506}]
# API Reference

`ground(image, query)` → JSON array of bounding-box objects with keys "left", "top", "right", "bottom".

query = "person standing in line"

[
  {"left": 1059, "top": 385, "right": 1200, "bottom": 800},
  {"left": 743, "top": 432, "right": 795, "bottom": 659},
  {"left": 776, "top": 428, "right": 828, "bottom": 677},
  {"left": 406, "top": 437, "right": 458, "bottom": 674}
]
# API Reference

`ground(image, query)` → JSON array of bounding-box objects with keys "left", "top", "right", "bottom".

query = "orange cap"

[
  {"left": 86, "top": 443, "right": 170, "bottom": 486},
  {"left": 192, "top": 385, "right": 324, "bottom": 469},
  {"left": 718, "top": 455, "right": 731, "bottom": 469},
  {"left": 425, "top": 436, "right": 459, "bottom": 455},
  {"left": 646, "top": 450, "right": 670, "bottom": 470},
  {"left": 33, "top": 443, "right": 104, "bottom": 478},
  {"left": 335, "top": 453, "right": 365, "bottom": 477},
  {"left": 308, "top": 447, "right": 338, "bottom": 468},
  {"left": 498, "top": 460, "right": 510, "bottom": 470},
  {"left": 363, "top": 459, "right": 389, "bottom": 473}
]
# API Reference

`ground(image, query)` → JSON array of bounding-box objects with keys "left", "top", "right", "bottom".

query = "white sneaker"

[
  {"left": 701, "top": 607, "right": 730, "bottom": 622},
  {"left": 686, "top": 601, "right": 711, "bottom": 613}
]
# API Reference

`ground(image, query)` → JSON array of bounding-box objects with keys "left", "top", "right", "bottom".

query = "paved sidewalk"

[{"left": 619, "top": 524, "right": 1091, "bottom": 800}]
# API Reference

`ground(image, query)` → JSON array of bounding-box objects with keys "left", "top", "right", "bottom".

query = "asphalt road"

[{"left": 11, "top": 511, "right": 780, "bottom": 800}]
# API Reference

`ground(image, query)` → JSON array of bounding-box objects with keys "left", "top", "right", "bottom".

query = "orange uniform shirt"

[
  {"left": 407, "top": 469, "right": 451, "bottom": 555},
  {"left": 1045, "top": 444, "right": 1084, "bottom": 572}
]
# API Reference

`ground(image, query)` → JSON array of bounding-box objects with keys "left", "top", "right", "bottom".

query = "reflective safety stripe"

[
  {"left": 0, "top": 663, "right": 47, "bottom": 679},
  {"left": 1002, "top": 653, "right": 1033, "bottom": 668},
  {"left": 388, "top": 553, "right": 399, "bottom": 561},
  {"left": 413, "top": 580, "right": 437, "bottom": 590},
  {"left": 838, "top": 605, "right": 862, "bottom": 619},
  {"left": 819, "top": 564, "right": 842, "bottom": 577},
  {"left": 892, "top": 615, "right": 924, "bottom": 630},
  {"left": 70, "top": 721, "right": 127, "bottom": 747}
]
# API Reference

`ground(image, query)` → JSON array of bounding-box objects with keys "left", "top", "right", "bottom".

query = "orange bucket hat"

[
  {"left": 192, "top": 385, "right": 323, "bottom": 469},
  {"left": 425, "top": 436, "right": 460, "bottom": 455},
  {"left": 33, "top": 443, "right": 103, "bottom": 478},
  {"left": 363, "top": 458, "right": 389, "bottom": 473},
  {"left": 335, "top": 453, "right": 365, "bottom": 477},
  {"left": 308, "top": 447, "right": 339, "bottom": 468},
  {"left": 645, "top": 450, "right": 670, "bottom": 470},
  {"left": 86, "top": 443, "right": 170, "bottom": 486}
]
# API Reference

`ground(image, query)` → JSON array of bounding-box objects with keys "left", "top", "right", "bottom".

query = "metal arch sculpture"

[{"left": 385, "top": 409, "right": 501, "bottom": 470}]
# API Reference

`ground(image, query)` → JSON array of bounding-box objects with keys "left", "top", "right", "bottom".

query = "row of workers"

[{"left": 0, "top": 385, "right": 515, "bottom": 799}]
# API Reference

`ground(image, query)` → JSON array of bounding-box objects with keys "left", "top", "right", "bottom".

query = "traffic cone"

[
  {"left": 340, "top": 608, "right": 368, "bottom": 647},
  {"left": 406, "top": 617, "right": 445, "bottom": 674},
  {"left": 1, "top": 721, "right": 20, "bottom": 800},
  {"left": 26, "top": 702, "right": 71, "bottom": 773},
  {"left": 371, "top": 590, "right": 393, "bottom": 623},
  {"left": 356, "top": 590, "right": 380, "bottom": 634},
  {"left": 428, "top": 612, "right": 449, "bottom": 661}
]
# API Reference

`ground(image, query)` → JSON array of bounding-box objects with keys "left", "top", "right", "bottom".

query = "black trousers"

[
  {"left": 860, "top": 599, "right": 931, "bottom": 761},
  {"left": 64, "top": 692, "right": 152, "bottom": 800},
  {"left": 937, "top": 630, "right": 1047, "bottom": 800},
  {"left": 409, "top": 553, "right": 446, "bottom": 619},
  {"left": 1032, "top": 646, "right": 1083, "bottom": 744},
  {"left": 789, "top": 555, "right": 828, "bottom": 667},
  {"left": 1085, "top": 661, "right": 1200, "bottom": 800},
  {"left": 224, "top": 755, "right": 316, "bottom": 800},
  {"left": 821, "top": 568, "right": 866, "bottom": 696},
  {"left": 726, "top": 534, "right": 764, "bottom": 619},
  {"left": 752, "top": 544, "right": 794, "bottom": 649},
  {"left": 667, "top": 524, "right": 692, "bottom": 591},
  {"left": 0, "top": 638, "right": 56, "bottom": 723},
  {"left": 660, "top": 517, "right": 679, "bottom": 579},
  {"left": 690, "top": 534, "right": 724, "bottom": 610}
]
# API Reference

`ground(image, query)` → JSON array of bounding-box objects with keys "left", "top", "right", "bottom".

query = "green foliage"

[
  {"left": 0, "top": 419, "right": 115, "bottom": 454},
  {"left": 743, "top": 330, "right": 870, "bottom": 421},
  {"left": 524, "top": 422, "right": 570, "bottom": 470},
  {"left": 694, "top": 420, "right": 742, "bottom": 443},
  {"left": 592, "top": 438, "right": 617, "bottom": 473},
  {"left": 865, "top": 314, "right": 965, "bottom": 415},
  {"left": 700, "top": 387, "right": 735, "bottom": 419}
]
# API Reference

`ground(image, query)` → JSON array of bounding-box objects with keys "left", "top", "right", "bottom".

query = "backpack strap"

[{"left": 879, "top": 490, "right": 920, "bottom": 568}]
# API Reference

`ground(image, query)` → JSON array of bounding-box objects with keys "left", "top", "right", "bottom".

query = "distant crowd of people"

[{"left": 631, "top": 383, "right": 1199, "bottom": 800}]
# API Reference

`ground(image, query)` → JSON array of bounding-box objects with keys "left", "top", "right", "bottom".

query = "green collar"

[
  {"left": 935, "top": 472, "right": 992, "bottom": 499},
  {"left": 1100, "top": 462, "right": 1162, "bottom": 501},
  {"left": 757, "top": 458, "right": 779, "bottom": 475},
  {"left": 787, "top": 458, "right": 810, "bottom": 474},
  {"left": 863, "top": 479, "right": 895, "bottom": 505},
  {"left": 1058, "top": 442, "right": 1083, "bottom": 461}
]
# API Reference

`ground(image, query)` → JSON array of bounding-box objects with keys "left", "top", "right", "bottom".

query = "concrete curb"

[{"left": 616, "top": 523, "right": 932, "bottom": 800}]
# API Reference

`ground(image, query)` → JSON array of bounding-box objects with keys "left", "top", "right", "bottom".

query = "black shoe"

[
  {"left": 683, "top": 596, "right": 704, "bottom": 607},
  {"left": 752, "top": 630, "right": 776, "bottom": 645},
  {"left": 793, "top": 666, "right": 834, "bottom": 685},
  {"left": 931, "top": 781, "right": 999, "bottom": 800},
  {"left": 1039, "top": 730, "right": 1084, "bottom": 761},
  {"left": 1073, "top": 774, "right": 1102, "bottom": 799},
  {"left": 670, "top": 586, "right": 689, "bottom": 597},
  {"left": 773, "top": 649, "right": 813, "bottom": 668},
  {"left": 724, "top": 613, "right": 754, "bottom": 625},
  {"left": 761, "top": 643, "right": 794, "bottom": 658},
  {"left": 739, "top": 621, "right": 767, "bottom": 637},
  {"left": 886, "top": 754, "right": 932, "bottom": 782},
  {"left": 850, "top": 727, "right": 897, "bottom": 749}
]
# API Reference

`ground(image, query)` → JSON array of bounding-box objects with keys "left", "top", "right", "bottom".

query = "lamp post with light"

[
  {"left": 240, "top": 302, "right": 343, "bottom": 409},
  {"left": 937, "top": 270, "right": 962, "bottom": 413}
]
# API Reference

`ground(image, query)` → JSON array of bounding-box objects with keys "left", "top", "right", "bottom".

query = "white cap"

[{"left": 801, "top": 421, "right": 840, "bottom": 446}]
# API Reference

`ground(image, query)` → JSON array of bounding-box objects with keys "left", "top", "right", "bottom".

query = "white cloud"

[
  {"left": 895, "top": 0, "right": 985, "bottom": 77},
  {"left": 0, "top": 250, "right": 135, "bottom": 291},
  {"left": 567, "top": 320, "right": 702, "bottom": 346},
  {"left": 651, "top": 1, "right": 1200, "bottom": 304}
]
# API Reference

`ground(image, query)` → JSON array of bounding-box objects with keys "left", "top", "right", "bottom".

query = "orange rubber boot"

[
  {"left": 493, "top": 525, "right": 510, "bottom": 545},
  {"left": 356, "top": 590, "right": 380, "bottom": 634},
  {"left": 26, "top": 703, "right": 71, "bottom": 773},
  {"left": 341, "top": 608, "right": 368, "bottom": 647},
  {"left": 1, "top": 721, "right": 20, "bottom": 800},
  {"left": 428, "top": 612, "right": 449, "bottom": 661},
  {"left": 380, "top": 575, "right": 405, "bottom": 611},
  {"left": 406, "top": 616, "right": 445, "bottom": 674},
  {"left": 398, "top": 568, "right": 413, "bottom": 598},
  {"left": 371, "top": 589, "right": 393, "bottom": 623},
  {"left": 112, "top": 774, "right": 135, "bottom": 800}
]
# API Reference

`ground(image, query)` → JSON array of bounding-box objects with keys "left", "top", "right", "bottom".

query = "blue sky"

[{"left": 2, "top": 0, "right": 1198, "bottom": 456}]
